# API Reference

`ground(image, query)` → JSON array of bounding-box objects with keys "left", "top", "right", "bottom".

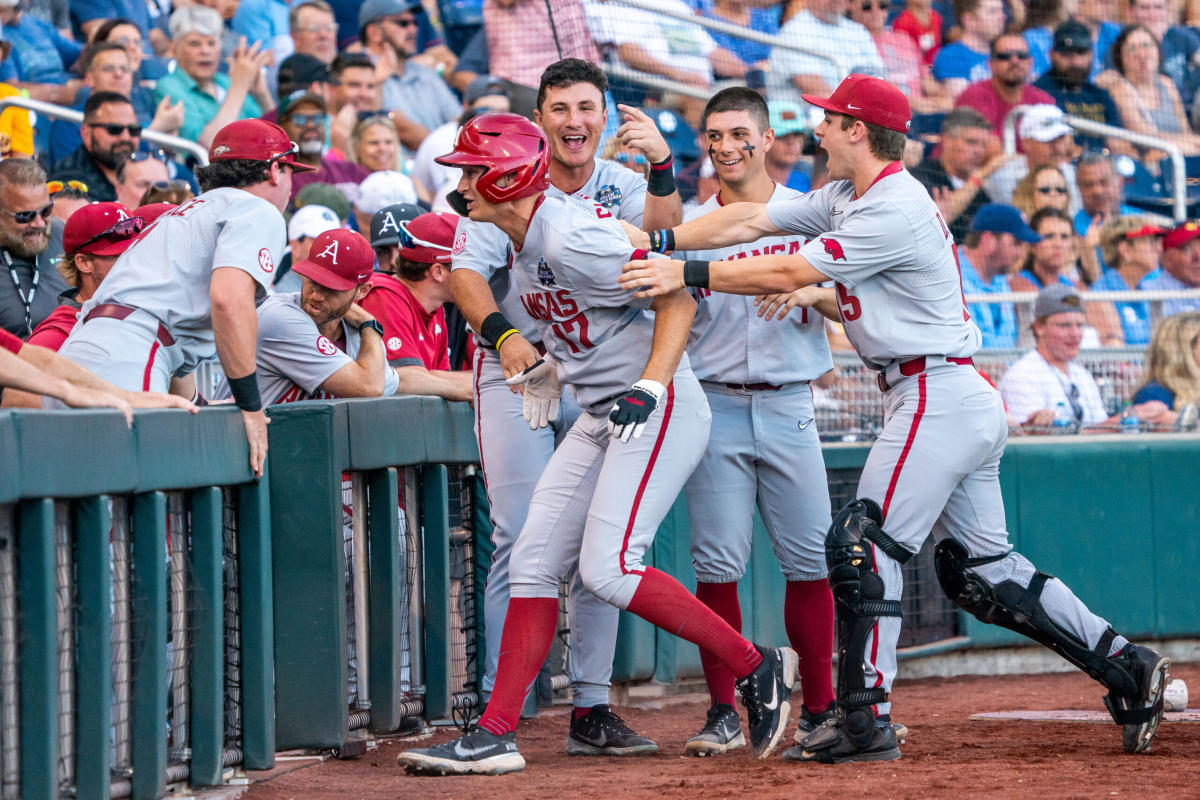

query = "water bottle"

[
  {"left": 1121, "top": 405, "right": 1141, "bottom": 435},
  {"left": 1051, "top": 402, "right": 1074, "bottom": 434}
]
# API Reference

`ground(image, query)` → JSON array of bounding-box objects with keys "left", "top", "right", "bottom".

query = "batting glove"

[
  {"left": 607, "top": 379, "right": 665, "bottom": 443},
  {"left": 506, "top": 357, "right": 563, "bottom": 430}
]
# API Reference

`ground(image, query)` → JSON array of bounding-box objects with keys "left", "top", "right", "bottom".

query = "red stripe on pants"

[
  {"left": 142, "top": 340, "right": 161, "bottom": 391},
  {"left": 617, "top": 382, "right": 674, "bottom": 575}
]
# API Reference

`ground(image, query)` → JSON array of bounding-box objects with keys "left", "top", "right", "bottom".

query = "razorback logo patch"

[{"left": 820, "top": 237, "right": 846, "bottom": 261}]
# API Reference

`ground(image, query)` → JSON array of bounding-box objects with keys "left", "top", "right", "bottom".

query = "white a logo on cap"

[
  {"left": 317, "top": 239, "right": 341, "bottom": 265},
  {"left": 116, "top": 207, "right": 130, "bottom": 221},
  {"left": 378, "top": 212, "right": 400, "bottom": 236}
]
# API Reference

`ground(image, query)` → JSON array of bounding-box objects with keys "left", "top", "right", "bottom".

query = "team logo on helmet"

[
  {"left": 820, "top": 237, "right": 846, "bottom": 261},
  {"left": 316, "top": 336, "right": 338, "bottom": 355},
  {"left": 537, "top": 257, "right": 555, "bottom": 287},
  {"left": 258, "top": 247, "right": 275, "bottom": 272},
  {"left": 594, "top": 184, "right": 622, "bottom": 209}
]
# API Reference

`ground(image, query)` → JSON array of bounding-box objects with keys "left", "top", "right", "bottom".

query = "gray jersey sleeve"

[
  {"left": 256, "top": 295, "right": 353, "bottom": 403},
  {"left": 796, "top": 200, "right": 918, "bottom": 288},
  {"left": 450, "top": 216, "right": 509, "bottom": 280},
  {"left": 211, "top": 195, "right": 287, "bottom": 295},
  {"left": 764, "top": 182, "right": 848, "bottom": 239}
]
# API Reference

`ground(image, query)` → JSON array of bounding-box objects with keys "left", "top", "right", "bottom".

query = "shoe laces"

[
  {"left": 592, "top": 706, "right": 636, "bottom": 734},
  {"left": 703, "top": 704, "right": 734, "bottom": 731}
]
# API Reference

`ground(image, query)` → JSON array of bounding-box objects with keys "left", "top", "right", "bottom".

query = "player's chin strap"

[
  {"left": 825, "top": 499, "right": 909, "bottom": 748},
  {"left": 933, "top": 538, "right": 1156, "bottom": 726}
]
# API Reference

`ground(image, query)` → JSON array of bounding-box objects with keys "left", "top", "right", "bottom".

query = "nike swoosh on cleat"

[
  {"left": 453, "top": 740, "right": 498, "bottom": 760},
  {"left": 762, "top": 677, "right": 779, "bottom": 711}
]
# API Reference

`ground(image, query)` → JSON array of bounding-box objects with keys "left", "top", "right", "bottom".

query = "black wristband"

[
  {"left": 228, "top": 373, "right": 262, "bottom": 413},
  {"left": 647, "top": 156, "right": 676, "bottom": 197},
  {"left": 479, "top": 311, "right": 515, "bottom": 346},
  {"left": 683, "top": 260, "right": 710, "bottom": 290}
]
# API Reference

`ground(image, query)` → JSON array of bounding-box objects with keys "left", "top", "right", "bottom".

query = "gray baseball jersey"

[
  {"left": 451, "top": 157, "right": 648, "bottom": 345},
  {"left": 679, "top": 185, "right": 832, "bottom": 384},
  {"left": 254, "top": 292, "right": 399, "bottom": 405},
  {"left": 765, "top": 164, "right": 980, "bottom": 370}
]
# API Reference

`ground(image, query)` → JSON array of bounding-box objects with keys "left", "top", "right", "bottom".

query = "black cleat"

[
  {"left": 396, "top": 727, "right": 525, "bottom": 775},
  {"left": 565, "top": 705, "right": 658, "bottom": 756},
  {"left": 793, "top": 702, "right": 837, "bottom": 743},
  {"left": 684, "top": 704, "right": 746, "bottom": 757},
  {"left": 783, "top": 717, "right": 901, "bottom": 764},
  {"left": 735, "top": 646, "right": 798, "bottom": 759},
  {"left": 1105, "top": 644, "right": 1170, "bottom": 754}
]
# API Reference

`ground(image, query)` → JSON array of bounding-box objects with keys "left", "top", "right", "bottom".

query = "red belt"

[
  {"left": 84, "top": 303, "right": 175, "bottom": 346},
  {"left": 724, "top": 382, "right": 782, "bottom": 392},
  {"left": 877, "top": 356, "right": 974, "bottom": 392}
]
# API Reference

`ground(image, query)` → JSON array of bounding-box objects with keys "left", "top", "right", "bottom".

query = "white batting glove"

[
  {"left": 506, "top": 357, "right": 563, "bottom": 430},
  {"left": 607, "top": 379, "right": 665, "bottom": 443}
]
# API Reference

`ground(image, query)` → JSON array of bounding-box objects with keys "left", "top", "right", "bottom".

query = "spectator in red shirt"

[
  {"left": 955, "top": 32, "right": 1056, "bottom": 143},
  {"left": 359, "top": 210, "right": 472, "bottom": 400},
  {"left": 892, "top": 0, "right": 943, "bottom": 67}
]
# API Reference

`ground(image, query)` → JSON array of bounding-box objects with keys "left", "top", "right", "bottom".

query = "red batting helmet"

[{"left": 434, "top": 112, "right": 550, "bottom": 205}]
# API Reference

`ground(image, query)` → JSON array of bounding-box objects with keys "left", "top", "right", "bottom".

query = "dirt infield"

[{"left": 243, "top": 662, "right": 1200, "bottom": 800}]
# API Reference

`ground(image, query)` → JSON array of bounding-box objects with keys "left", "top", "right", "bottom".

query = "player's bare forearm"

[
  {"left": 641, "top": 192, "right": 682, "bottom": 231},
  {"left": 641, "top": 289, "right": 695, "bottom": 385},
  {"left": 211, "top": 268, "right": 260, "bottom": 380},
  {"left": 0, "top": 348, "right": 134, "bottom": 422},
  {"left": 321, "top": 331, "right": 387, "bottom": 397},
  {"left": 393, "top": 366, "right": 474, "bottom": 402},
  {"left": 674, "top": 202, "right": 782, "bottom": 251},
  {"left": 622, "top": 253, "right": 830, "bottom": 298}
]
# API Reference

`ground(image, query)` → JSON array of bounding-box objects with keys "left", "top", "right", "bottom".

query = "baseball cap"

[
  {"left": 288, "top": 203, "right": 341, "bottom": 241},
  {"left": 769, "top": 101, "right": 808, "bottom": 136},
  {"left": 1018, "top": 105, "right": 1072, "bottom": 143},
  {"left": 209, "top": 119, "right": 317, "bottom": 172},
  {"left": 359, "top": 0, "right": 419, "bottom": 29},
  {"left": 278, "top": 90, "right": 327, "bottom": 120},
  {"left": 1164, "top": 221, "right": 1200, "bottom": 250},
  {"left": 802, "top": 73, "right": 911, "bottom": 134},
  {"left": 1034, "top": 283, "right": 1084, "bottom": 320},
  {"left": 397, "top": 211, "right": 457, "bottom": 264},
  {"left": 133, "top": 202, "right": 176, "bottom": 224},
  {"left": 292, "top": 229, "right": 375, "bottom": 291},
  {"left": 970, "top": 204, "right": 1042, "bottom": 243},
  {"left": 1052, "top": 20, "right": 1092, "bottom": 53},
  {"left": 370, "top": 202, "right": 424, "bottom": 247},
  {"left": 277, "top": 54, "right": 331, "bottom": 98},
  {"left": 355, "top": 170, "right": 419, "bottom": 214},
  {"left": 1122, "top": 224, "right": 1166, "bottom": 240},
  {"left": 464, "top": 75, "right": 510, "bottom": 107},
  {"left": 296, "top": 182, "right": 351, "bottom": 222},
  {"left": 63, "top": 202, "right": 141, "bottom": 256}
]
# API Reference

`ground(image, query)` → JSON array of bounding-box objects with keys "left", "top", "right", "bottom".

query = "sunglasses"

[
  {"left": 78, "top": 216, "right": 145, "bottom": 251},
  {"left": 993, "top": 50, "right": 1031, "bottom": 61},
  {"left": 398, "top": 219, "right": 452, "bottom": 253},
  {"left": 151, "top": 179, "right": 191, "bottom": 192},
  {"left": 47, "top": 179, "right": 88, "bottom": 195},
  {"left": 861, "top": 0, "right": 889, "bottom": 9},
  {"left": 3, "top": 201, "right": 54, "bottom": 224},
  {"left": 87, "top": 122, "right": 142, "bottom": 136},
  {"left": 385, "top": 15, "right": 417, "bottom": 27},
  {"left": 1036, "top": 185, "right": 1068, "bottom": 194},
  {"left": 288, "top": 112, "right": 328, "bottom": 127},
  {"left": 127, "top": 150, "right": 167, "bottom": 164},
  {"left": 267, "top": 141, "right": 302, "bottom": 168},
  {"left": 615, "top": 152, "right": 647, "bottom": 166}
]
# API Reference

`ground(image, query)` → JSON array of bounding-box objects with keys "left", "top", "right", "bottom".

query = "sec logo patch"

[
  {"left": 258, "top": 247, "right": 275, "bottom": 273},
  {"left": 452, "top": 232, "right": 467, "bottom": 255},
  {"left": 387, "top": 336, "right": 402, "bottom": 351},
  {"left": 316, "top": 336, "right": 338, "bottom": 355}
]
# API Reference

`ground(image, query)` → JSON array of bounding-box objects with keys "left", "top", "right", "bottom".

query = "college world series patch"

[
  {"left": 594, "top": 184, "right": 622, "bottom": 208},
  {"left": 537, "top": 257, "right": 556, "bottom": 287}
]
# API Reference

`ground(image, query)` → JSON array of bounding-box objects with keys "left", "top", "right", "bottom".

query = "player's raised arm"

[
  {"left": 621, "top": 252, "right": 831, "bottom": 299},
  {"left": 616, "top": 104, "right": 683, "bottom": 231}
]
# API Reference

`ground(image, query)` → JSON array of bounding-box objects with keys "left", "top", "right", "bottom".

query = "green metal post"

[
  {"left": 74, "top": 496, "right": 112, "bottom": 800},
  {"left": 130, "top": 492, "right": 167, "bottom": 800},
  {"left": 237, "top": 471, "right": 275, "bottom": 769},
  {"left": 188, "top": 487, "right": 224, "bottom": 786},
  {"left": 420, "top": 465, "right": 451, "bottom": 720},
  {"left": 17, "top": 498, "right": 56, "bottom": 800}
]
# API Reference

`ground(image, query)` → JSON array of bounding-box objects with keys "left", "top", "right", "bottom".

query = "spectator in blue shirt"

[
  {"left": 1091, "top": 216, "right": 1165, "bottom": 345},
  {"left": 932, "top": 0, "right": 1005, "bottom": 98},
  {"left": 1140, "top": 222, "right": 1200, "bottom": 317},
  {"left": 958, "top": 203, "right": 1038, "bottom": 348},
  {"left": 704, "top": 0, "right": 778, "bottom": 85},
  {"left": 1125, "top": 0, "right": 1200, "bottom": 102},
  {"left": 0, "top": 0, "right": 82, "bottom": 104},
  {"left": 764, "top": 100, "right": 811, "bottom": 192},
  {"left": 1131, "top": 311, "right": 1200, "bottom": 424}
]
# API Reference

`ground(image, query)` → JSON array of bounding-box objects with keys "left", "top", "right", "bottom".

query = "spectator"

[
  {"left": 115, "top": 153, "right": 171, "bottom": 209},
  {"left": 71, "top": 0, "right": 159, "bottom": 47},
  {"left": 367, "top": 200, "right": 422, "bottom": 274},
  {"left": 1033, "top": 21, "right": 1127, "bottom": 153},
  {"left": 909, "top": 107, "right": 1007, "bottom": 241},
  {"left": 764, "top": 100, "right": 812, "bottom": 192},
  {"left": 0, "top": 160, "right": 67, "bottom": 338},
  {"left": 276, "top": 53, "right": 332, "bottom": 102},
  {"left": 1020, "top": 0, "right": 1071, "bottom": 79},
  {"left": 48, "top": 180, "right": 91, "bottom": 224},
  {"left": 1140, "top": 220, "right": 1200, "bottom": 316},
  {"left": 703, "top": 0, "right": 778, "bottom": 84},
  {"left": 348, "top": 115, "right": 404, "bottom": 175},
  {"left": 154, "top": 7, "right": 274, "bottom": 148},
  {"left": 230, "top": 0, "right": 292, "bottom": 71},
  {"left": 296, "top": 181, "right": 352, "bottom": 224},
  {"left": 360, "top": 0, "right": 461, "bottom": 150},
  {"left": 91, "top": 18, "right": 149, "bottom": 81},
  {"left": 352, "top": 170, "right": 419, "bottom": 235},
  {"left": 22, "top": 202, "right": 139, "bottom": 353},
  {"left": 275, "top": 202, "right": 342, "bottom": 294},
  {"left": 484, "top": 0, "right": 599, "bottom": 106},
  {"left": 892, "top": 0, "right": 943, "bottom": 67},
  {"left": 767, "top": 0, "right": 884, "bottom": 109},
  {"left": 1124, "top": 0, "right": 1200, "bottom": 102},
  {"left": 139, "top": 180, "right": 194, "bottom": 206},
  {"left": 195, "top": 0, "right": 245, "bottom": 65},
  {"left": 358, "top": 210, "right": 472, "bottom": 399},
  {"left": 1073, "top": 152, "right": 1142, "bottom": 251},
  {"left": 932, "top": 0, "right": 1007, "bottom": 99},
  {"left": 0, "top": 35, "right": 33, "bottom": 159},
  {"left": 50, "top": 92, "right": 140, "bottom": 203},
  {"left": 1, "top": 0, "right": 83, "bottom": 104},
  {"left": 277, "top": 91, "right": 370, "bottom": 200},
  {"left": 999, "top": 284, "right": 1169, "bottom": 430},
  {"left": 1090, "top": 216, "right": 1165, "bottom": 345},
  {"left": 1097, "top": 25, "right": 1200, "bottom": 156},
  {"left": 1131, "top": 310, "right": 1200, "bottom": 424},
  {"left": 984, "top": 104, "right": 1082, "bottom": 214},
  {"left": 1074, "top": 0, "right": 1122, "bottom": 80},
  {"left": 254, "top": 228, "right": 397, "bottom": 403},
  {"left": 1012, "top": 162, "right": 1070, "bottom": 219},
  {"left": 958, "top": 203, "right": 1036, "bottom": 348},
  {"left": 851, "top": 0, "right": 952, "bottom": 112},
  {"left": 328, "top": 52, "right": 382, "bottom": 154},
  {"left": 290, "top": 0, "right": 339, "bottom": 64},
  {"left": 955, "top": 33, "right": 1056, "bottom": 140}
]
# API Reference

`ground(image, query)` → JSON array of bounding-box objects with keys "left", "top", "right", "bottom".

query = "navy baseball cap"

[{"left": 970, "top": 204, "right": 1042, "bottom": 243}]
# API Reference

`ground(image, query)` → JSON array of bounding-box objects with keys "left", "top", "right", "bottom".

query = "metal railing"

[{"left": 1001, "top": 104, "right": 1189, "bottom": 222}]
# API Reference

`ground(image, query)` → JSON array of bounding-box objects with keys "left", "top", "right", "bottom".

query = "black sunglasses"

[
  {"left": 267, "top": 141, "right": 301, "bottom": 168},
  {"left": 127, "top": 150, "right": 167, "bottom": 164},
  {"left": 1036, "top": 186, "right": 1068, "bottom": 194},
  {"left": 88, "top": 122, "right": 142, "bottom": 136},
  {"left": 993, "top": 50, "right": 1031, "bottom": 61},
  {"left": 151, "top": 179, "right": 191, "bottom": 192},
  {"left": 3, "top": 200, "right": 54, "bottom": 224},
  {"left": 79, "top": 216, "right": 145, "bottom": 251},
  {"left": 861, "top": 0, "right": 890, "bottom": 9}
]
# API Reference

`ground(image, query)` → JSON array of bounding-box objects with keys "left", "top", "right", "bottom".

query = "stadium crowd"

[{"left": 0, "top": 0, "right": 1197, "bottom": 435}]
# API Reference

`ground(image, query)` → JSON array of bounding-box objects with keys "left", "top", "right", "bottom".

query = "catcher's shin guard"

[
  {"left": 825, "top": 500, "right": 907, "bottom": 748},
  {"left": 933, "top": 538, "right": 1153, "bottom": 726}
]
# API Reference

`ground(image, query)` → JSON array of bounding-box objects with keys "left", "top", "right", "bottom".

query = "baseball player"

[
  {"left": 254, "top": 228, "right": 399, "bottom": 405},
  {"left": 447, "top": 58, "right": 682, "bottom": 754},
  {"left": 620, "top": 75, "right": 1169, "bottom": 762},
  {"left": 58, "top": 119, "right": 313, "bottom": 476},
  {"left": 673, "top": 88, "right": 837, "bottom": 758},
  {"left": 397, "top": 112, "right": 796, "bottom": 777}
]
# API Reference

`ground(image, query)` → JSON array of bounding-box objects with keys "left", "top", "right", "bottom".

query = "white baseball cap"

[
  {"left": 355, "top": 171, "right": 419, "bottom": 214},
  {"left": 1018, "top": 105, "right": 1072, "bottom": 143},
  {"left": 288, "top": 204, "right": 341, "bottom": 242}
]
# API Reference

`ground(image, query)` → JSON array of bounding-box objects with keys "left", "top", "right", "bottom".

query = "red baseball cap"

[
  {"left": 1164, "top": 221, "right": 1200, "bottom": 250},
  {"left": 134, "top": 202, "right": 176, "bottom": 224},
  {"left": 398, "top": 211, "right": 457, "bottom": 264},
  {"left": 1123, "top": 224, "right": 1167, "bottom": 240},
  {"left": 802, "top": 73, "right": 912, "bottom": 134},
  {"left": 63, "top": 202, "right": 141, "bottom": 256},
  {"left": 292, "top": 229, "right": 374, "bottom": 291},
  {"left": 209, "top": 119, "right": 317, "bottom": 172}
]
